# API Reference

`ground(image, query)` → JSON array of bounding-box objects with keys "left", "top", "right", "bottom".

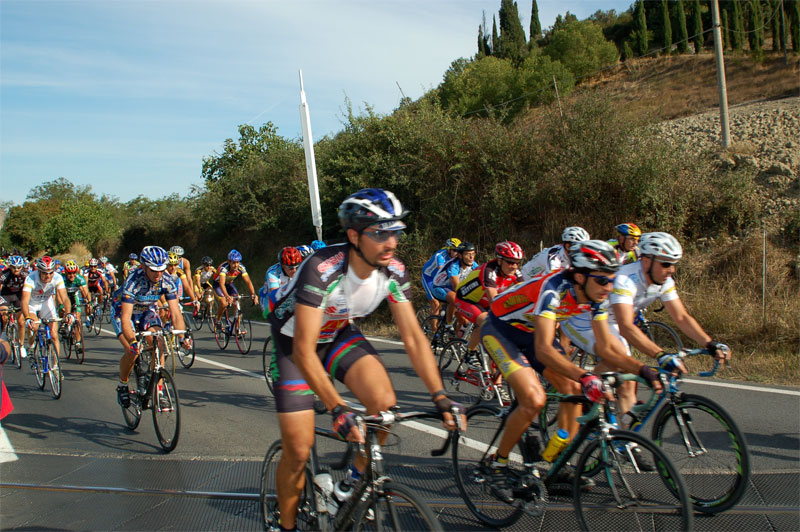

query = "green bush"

[{"left": 543, "top": 19, "right": 620, "bottom": 79}]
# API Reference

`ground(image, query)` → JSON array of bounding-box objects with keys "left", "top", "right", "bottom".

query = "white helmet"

[
  {"left": 561, "top": 226, "right": 590, "bottom": 243},
  {"left": 639, "top": 232, "right": 683, "bottom": 261}
]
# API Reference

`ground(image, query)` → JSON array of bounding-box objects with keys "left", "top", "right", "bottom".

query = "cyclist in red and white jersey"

[
  {"left": 21, "top": 256, "right": 73, "bottom": 360},
  {"left": 85, "top": 258, "right": 109, "bottom": 301}
]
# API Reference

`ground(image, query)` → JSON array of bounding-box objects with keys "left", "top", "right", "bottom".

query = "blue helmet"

[
  {"left": 338, "top": 188, "right": 408, "bottom": 232},
  {"left": 140, "top": 246, "right": 169, "bottom": 271},
  {"left": 296, "top": 245, "right": 313, "bottom": 258},
  {"left": 129, "top": 253, "right": 138, "bottom": 260},
  {"left": 310, "top": 239, "right": 326, "bottom": 250},
  {"left": 7, "top": 255, "right": 24, "bottom": 268},
  {"left": 228, "top": 249, "right": 242, "bottom": 262}
]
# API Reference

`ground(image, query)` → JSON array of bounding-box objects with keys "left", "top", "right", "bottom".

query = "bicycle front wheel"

[
  {"left": 32, "top": 343, "right": 46, "bottom": 389},
  {"left": 453, "top": 404, "right": 524, "bottom": 527},
  {"left": 260, "top": 440, "right": 320, "bottom": 531},
  {"left": 353, "top": 481, "right": 443, "bottom": 532},
  {"left": 48, "top": 345, "right": 62, "bottom": 399},
  {"left": 189, "top": 309, "right": 203, "bottom": 331},
  {"left": 9, "top": 326, "right": 22, "bottom": 369},
  {"left": 574, "top": 430, "right": 693, "bottom": 532},
  {"left": 439, "top": 338, "right": 465, "bottom": 373},
  {"left": 214, "top": 316, "right": 230, "bottom": 350},
  {"left": 262, "top": 336, "right": 274, "bottom": 395},
  {"left": 651, "top": 393, "right": 750, "bottom": 514},
  {"left": 92, "top": 309, "right": 102, "bottom": 336},
  {"left": 234, "top": 315, "right": 252, "bottom": 354},
  {"left": 152, "top": 368, "right": 181, "bottom": 452},
  {"left": 121, "top": 378, "right": 142, "bottom": 430},
  {"left": 204, "top": 305, "right": 216, "bottom": 333},
  {"left": 177, "top": 333, "right": 195, "bottom": 368}
]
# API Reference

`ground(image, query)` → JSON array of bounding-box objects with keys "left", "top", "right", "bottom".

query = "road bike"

[
  {"left": 59, "top": 311, "right": 84, "bottom": 364},
  {"left": 166, "top": 325, "right": 195, "bottom": 371},
  {"left": 262, "top": 335, "right": 275, "bottom": 395},
  {"left": 214, "top": 295, "right": 252, "bottom": 354},
  {"left": 28, "top": 318, "right": 64, "bottom": 399},
  {"left": 1, "top": 306, "right": 22, "bottom": 369},
  {"left": 420, "top": 307, "right": 459, "bottom": 357},
  {"left": 261, "top": 407, "right": 450, "bottom": 531},
  {"left": 195, "top": 288, "right": 217, "bottom": 332},
  {"left": 440, "top": 373, "right": 693, "bottom": 531},
  {"left": 85, "top": 298, "right": 103, "bottom": 337},
  {"left": 438, "top": 337, "right": 512, "bottom": 407},
  {"left": 120, "top": 328, "right": 181, "bottom": 452}
]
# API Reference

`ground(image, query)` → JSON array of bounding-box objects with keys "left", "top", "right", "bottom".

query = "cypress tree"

[
  {"left": 791, "top": 0, "right": 800, "bottom": 52},
  {"left": 622, "top": 40, "right": 635, "bottom": 61},
  {"left": 492, "top": 15, "right": 500, "bottom": 56},
  {"left": 662, "top": 0, "right": 673, "bottom": 53},
  {"left": 677, "top": 0, "right": 690, "bottom": 53},
  {"left": 498, "top": 0, "right": 527, "bottom": 62},
  {"left": 732, "top": 0, "right": 744, "bottom": 50},
  {"left": 772, "top": 0, "right": 781, "bottom": 51},
  {"left": 692, "top": 0, "right": 704, "bottom": 52},
  {"left": 748, "top": 0, "right": 763, "bottom": 53},
  {"left": 778, "top": 0, "right": 787, "bottom": 51},
  {"left": 722, "top": 7, "right": 730, "bottom": 49},
  {"left": 530, "top": 0, "right": 542, "bottom": 45},
  {"left": 478, "top": 25, "right": 487, "bottom": 57},
  {"left": 633, "top": 0, "right": 649, "bottom": 55}
]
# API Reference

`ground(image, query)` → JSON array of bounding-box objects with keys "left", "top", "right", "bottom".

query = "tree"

[
  {"left": 622, "top": 40, "right": 635, "bottom": 60},
  {"left": 748, "top": 0, "right": 763, "bottom": 53},
  {"left": 722, "top": 7, "right": 730, "bottom": 49},
  {"left": 498, "top": 0, "right": 528, "bottom": 63},
  {"left": 632, "top": 0, "right": 649, "bottom": 55},
  {"left": 478, "top": 25, "right": 487, "bottom": 56},
  {"left": 677, "top": 0, "right": 690, "bottom": 53},
  {"left": 692, "top": 0, "right": 704, "bottom": 52},
  {"left": 543, "top": 19, "right": 619, "bottom": 79},
  {"left": 492, "top": 15, "right": 500, "bottom": 55},
  {"left": 478, "top": 11, "right": 492, "bottom": 56},
  {"left": 771, "top": 0, "right": 782, "bottom": 51},
  {"left": 662, "top": 0, "right": 673, "bottom": 53},
  {"left": 791, "top": 0, "right": 800, "bottom": 51},
  {"left": 530, "top": 0, "right": 542, "bottom": 45},
  {"left": 732, "top": 0, "right": 744, "bottom": 50}
]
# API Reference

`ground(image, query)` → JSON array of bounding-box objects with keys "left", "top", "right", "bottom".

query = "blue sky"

[{"left": 1, "top": 1, "right": 631, "bottom": 206}]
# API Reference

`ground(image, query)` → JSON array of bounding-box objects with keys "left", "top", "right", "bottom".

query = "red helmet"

[
  {"left": 280, "top": 247, "right": 303, "bottom": 267},
  {"left": 36, "top": 256, "right": 56, "bottom": 273},
  {"left": 495, "top": 241, "right": 523, "bottom": 261}
]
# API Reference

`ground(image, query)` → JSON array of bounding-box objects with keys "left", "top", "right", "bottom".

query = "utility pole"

[{"left": 711, "top": 0, "right": 731, "bottom": 148}]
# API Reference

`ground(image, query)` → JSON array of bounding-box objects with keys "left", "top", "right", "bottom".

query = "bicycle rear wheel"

[
  {"left": 48, "top": 345, "right": 62, "bottom": 399},
  {"left": 260, "top": 440, "right": 320, "bottom": 531},
  {"left": 573, "top": 430, "right": 693, "bottom": 532},
  {"left": 121, "top": 378, "right": 143, "bottom": 430},
  {"left": 152, "top": 368, "right": 181, "bottom": 452},
  {"left": 234, "top": 314, "right": 252, "bottom": 354},
  {"left": 645, "top": 321, "right": 682, "bottom": 354},
  {"left": 439, "top": 338, "right": 465, "bottom": 373},
  {"left": 204, "top": 305, "right": 217, "bottom": 333},
  {"left": 262, "top": 336, "right": 274, "bottom": 395},
  {"left": 32, "top": 343, "right": 46, "bottom": 390},
  {"left": 176, "top": 332, "right": 195, "bottom": 368},
  {"left": 651, "top": 393, "right": 750, "bottom": 514},
  {"left": 453, "top": 404, "right": 524, "bottom": 527},
  {"left": 353, "top": 481, "right": 443, "bottom": 531},
  {"left": 188, "top": 309, "right": 203, "bottom": 331},
  {"left": 214, "top": 316, "right": 230, "bottom": 350},
  {"left": 92, "top": 308, "right": 102, "bottom": 336}
]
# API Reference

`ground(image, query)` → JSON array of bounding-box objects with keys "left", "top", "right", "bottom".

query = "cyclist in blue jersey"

[
  {"left": 115, "top": 246, "right": 191, "bottom": 408},
  {"left": 258, "top": 247, "right": 303, "bottom": 318},
  {"left": 431, "top": 241, "right": 479, "bottom": 326},
  {"left": 421, "top": 237, "right": 460, "bottom": 319}
]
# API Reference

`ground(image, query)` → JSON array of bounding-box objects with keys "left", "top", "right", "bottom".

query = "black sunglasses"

[
  {"left": 362, "top": 229, "right": 404, "bottom": 243},
  {"left": 588, "top": 274, "right": 615, "bottom": 286},
  {"left": 659, "top": 261, "right": 677, "bottom": 268}
]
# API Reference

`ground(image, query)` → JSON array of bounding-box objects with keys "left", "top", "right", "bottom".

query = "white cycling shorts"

[{"left": 28, "top": 298, "right": 58, "bottom": 321}]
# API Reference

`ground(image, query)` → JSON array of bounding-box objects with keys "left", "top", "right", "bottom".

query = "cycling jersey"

[
  {"left": 607, "top": 239, "right": 640, "bottom": 265},
  {"left": 421, "top": 249, "right": 448, "bottom": 285},
  {"left": 269, "top": 243, "right": 412, "bottom": 343},
  {"left": 608, "top": 261, "right": 678, "bottom": 322},
  {"left": 456, "top": 259, "right": 521, "bottom": 308},
  {"left": 23, "top": 271, "right": 66, "bottom": 303},
  {"left": 85, "top": 268, "right": 106, "bottom": 287},
  {"left": 213, "top": 261, "right": 248, "bottom": 285},
  {"left": 63, "top": 274, "right": 87, "bottom": 308},
  {"left": 520, "top": 245, "right": 568, "bottom": 281},
  {"left": 432, "top": 257, "right": 478, "bottom": 289},
  {"left": 264, "top": 263, "right": 288, "bottom": 293},
  {"left": 489, "top": 270, "right": 608, "bottom": 334},
  {"left": 164, "top": 267, "right": 187, "bottom": 299},
  {"left": 120, "top": 267, "right": 179, "bottom": 315},
  {"left": 194, "top": 266, "right": 217, "bottom": 287},
  {"left": 0, "top": 269, "right": 27, "bottom": 295}
]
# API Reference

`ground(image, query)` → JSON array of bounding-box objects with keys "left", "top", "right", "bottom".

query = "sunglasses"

[
  {"left": 502, "top": 259, "right": 520, "bottom": 266},
  {"left": 588, "top": 274, "right": 615, "bottom": 286},
  {"left": 658, "top": 260, "right": 677, "bottom": 268},
  {"left": 362, "top": 229, "right": 404, "bottom": 243}
]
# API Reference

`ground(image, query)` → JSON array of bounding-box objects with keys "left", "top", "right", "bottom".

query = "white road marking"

[{"left": 0, "top": 424, "right": 19, "bottom": 463}]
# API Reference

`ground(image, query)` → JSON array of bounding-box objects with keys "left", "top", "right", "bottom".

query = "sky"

[{"left": 1, "top": 0, "right": 632, "bottom": 206}]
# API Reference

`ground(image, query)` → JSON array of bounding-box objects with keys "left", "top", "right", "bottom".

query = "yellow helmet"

[
  {"left": 167, "top": 252, "right": 180, "bottom": 266},
  {"left": 444, "top": 237, "right": 462, "bottom": 250}
]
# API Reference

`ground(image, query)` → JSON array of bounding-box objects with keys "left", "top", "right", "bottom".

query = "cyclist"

[
  {"left": 85, "top": 258, "right": 109, "bottom": 310},
  {"left": 115, "top": 246, "right": 191, "bottom": 408},
  {"left": 455, "top": 241, "right": 523, "bottom": 369},
  {"left": 421, "top": 237, "right": 460, "bottom": 321},
  {"left": 296, "top": 245, "right": 313, "bottom": 261},
  {"left": 309, "top": 239, "right": 326, "bottom": 251},
  {"left": 478, "top": 240, "right": 660, "bottom": 501},
  {"left": 0, "top": 256, "right": 29, "bottom": 357},
  {"left": 608, "top": 223, "right": 642, "bottom": 264},
  {"left": 431, "top": 241, "right": 479, "bottom": 327},
  {"left": 258, "top": 247, "right": 302, "bottom": 318},
  {"left": 267, "top": 188, "right": 464, "bottom": 532},
  {"left": 62, "top": 260, "right": 90, "bottom": 356},
  {"left": 212, "top": 249, "right": 257, "bottom": 326},
  {"left": 121, "top": 253, "right": 140, "bottom": 279},
  {"left": 565, "top": 232, "right": 732, "bottom": 422},
  {"left": 99, "top": 256, "right": 118, "bottom": 290},
  {"left": 520, "top": 226, "right": 590, "bottom": 281},
  {"left": 21, "top": 256, "right": 73, "bottom": 361},
  {"left": 192, "top": 256, "right": 216, "bottom": 302},
  {"left": 163, "top": 252, "right": 198, "bottom": 323},
  {"left": 170, "top": 245, "right": 191, "bottom": 277}
]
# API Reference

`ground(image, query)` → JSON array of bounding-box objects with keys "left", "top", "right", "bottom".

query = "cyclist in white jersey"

[
  {"left": 521, "top": 226, "right": 590, "bottom": 281},
  {"left": 21, "top": 256, "right": 73, "bottom": 360},
  {"left": 563, "top": 232, "right": 732, "bottom": 418}
]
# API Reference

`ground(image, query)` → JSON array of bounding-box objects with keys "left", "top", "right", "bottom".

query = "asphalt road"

[{"left": 1, "top": 320, "right": 798, "bottom": 530}]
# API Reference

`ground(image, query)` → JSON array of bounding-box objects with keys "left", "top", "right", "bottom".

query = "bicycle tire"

[
  {"left": 152, "top": 368, "right": 181, "bottom": 452},
  {"left": 573, "top": 429, "right": 693, "bottom": 532},
  {"left": 353, "top": 480, "right": 443, "bottom": 532},
  {"left": 421, "top": 315, "right": 439, "bottom": 343},
  {"left": 235, "top": 314, "right": 252, "bottom": 354},
  {"left": 32, "top": 342, "right": 46, "bottom": 390},
  {"left": 439, "top": 338, "right": 465, "bottom": 373},
  {"left": 651, "top": 393, "right": 750, "bottom": 514},
  {"left": 453, "top": 404, "right": 525, "bottom": 527},
  {"left": 104, "top": 300, "right": 113, "bottom": 324},
  {"left": 121, "top": 378, "right": 143, "bottom": 430},
  {"left": 9, "top": 325, "right": 22, "bottom": 369},
  {"left": 645, "top": 321, "right": 683, "bottom": 354},
  {"left": 189, "top": 309, "right": 203, "bottom": 331},
  {"left": 92, "top": 309, "right": 102, "bottom": 336},
  {"left": 74, "top": 328, "right": 85, "bottom": 364},
  {"left": 62, "top": 327, "right": 72, "bottom": 360},
  {"left": 262, "top": 336, "right": 274, "bottom": 395},
  {"left": 204, "top": 305, "right": 216, "bottom": 333},
  {"left": 214, "top": 315, "right": 230, "bottom": 350},
  {"left": 176, "top": 333, "right": 195, "bottom": 368},
  {"left": 260, "top": 440, "right": 320, "bottom": 531},
  {"left": 48, "top": 345, "right": 62, "bottom": 399}
]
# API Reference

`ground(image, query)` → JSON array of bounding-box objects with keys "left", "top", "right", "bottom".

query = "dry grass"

[{"left": 53, "top": 243, "right": 92, "bottom": 265}]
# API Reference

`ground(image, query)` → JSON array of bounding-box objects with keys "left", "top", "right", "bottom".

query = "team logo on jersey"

[
  {"left": 387, "top": 259, "right": 405, "bottom": 276},
  {"left": 318, "top": 252, "right": 345, "bottom": 282},
  {"left": 502, "top": 294, "right": 529, "bottom": 308}
]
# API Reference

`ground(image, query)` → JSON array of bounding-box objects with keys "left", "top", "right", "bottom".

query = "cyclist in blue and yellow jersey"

[
  {"left": 421, "top": 237, "right": 460, "bottom": 319},
  {"left": 478, "top": 240, "right": 661, "bottom": 502},
  {"left": 62, "top": 260, "right": 90, "bottom": 356},
  {"left": 431, "top": 241, "right": 479, "bottom": 327},
  {"left": 608, "top": 223, "right": 642, "bottom": 265},
  {"left": 121, "top": 253, "right": 140, "bottom": 280},
  {"left": 115, "top": 246, "right": 191, "bottom": 408},
  {"left": 192, "top": 256, "right": 216, "bottom": 299},
  {"left": 212, "top": 249, "right": 257, "bottom": 325},
  {"left": 520, "top": 226, "right": 590, "bottom": 281},
  {"left": 258, "top": 247, "right": 302, "bottom": 318},
  {"left": 267, "top": 188, "right": 464, "bottom": 532},
  {"left": 170, "top": 246, "right": 191, "bottom": 278}
]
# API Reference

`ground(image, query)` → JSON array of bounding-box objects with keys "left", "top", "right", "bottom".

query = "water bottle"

[
  {"left": 332, "top": 478, "right": 354, "bottom": 512},
  {"left": 541, "top": 429, "right": 570, "bottom": 462},
  {"left": 313, "top": 472, "right": 334, "bottom": 514}
]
